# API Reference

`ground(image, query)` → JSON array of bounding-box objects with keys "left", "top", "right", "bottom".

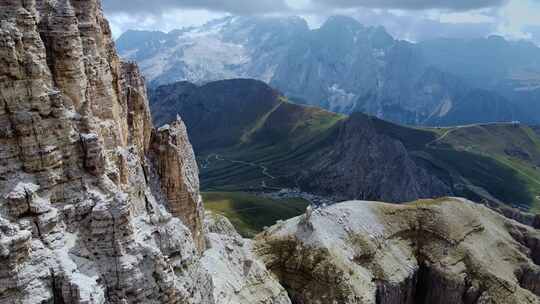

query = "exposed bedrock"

[
  {"left": 2, "top": 1, "right": 539, "bottom": 304},
  {"left": 0, "top": 0, "right": 292, "bottom": 303},
  {"left": 255, "top": 198, "right": 540, "bottom": 304},
  {"left": 150, "top": 118, "right": 205, "bottom": 253},
  {"left": 0, "top": 0, "right": 208, "bottom": 302}
]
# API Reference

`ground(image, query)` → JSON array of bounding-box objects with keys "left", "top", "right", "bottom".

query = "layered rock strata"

[
  {"left": 150, "top": 118, "right": 205, "bottom": 252},
  {"left": 0, "top": 0, "right": 286, "bottom": 303},
  {"left": 2, "top": 1, "right": 539, "bottom": 304}
]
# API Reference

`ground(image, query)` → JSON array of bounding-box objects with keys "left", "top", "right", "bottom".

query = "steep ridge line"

[{"left": 241, "top": 100, "right": 285, "bottom": 143}]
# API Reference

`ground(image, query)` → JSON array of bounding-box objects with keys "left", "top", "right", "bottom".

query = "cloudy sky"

[{"left": 103, "top": 0, "right": 540, "bottom": 44}]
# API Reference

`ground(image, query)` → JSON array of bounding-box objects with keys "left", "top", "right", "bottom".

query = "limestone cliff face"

[
  {"left": 0, "top": 0, "right": 211, "bottom": 303},
  {"left": 255, "top": 199, "right": 540, "bottom": 304},
  {"left": 150, "top": 118, "right": 205, "bottom": 252}
]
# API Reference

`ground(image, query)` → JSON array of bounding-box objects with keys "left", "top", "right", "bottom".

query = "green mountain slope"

[
  {"left": 364, "top": 119, "right": 540, "bottom": 211},
  {"left": 151, "top": 80, "right": 540, "bottom": 212},
  {"left": 422, "top": 124, "right": 540, "bottom": 211},
  {"left": 203, "top": 192, "right": 309, "bottom": 238}
]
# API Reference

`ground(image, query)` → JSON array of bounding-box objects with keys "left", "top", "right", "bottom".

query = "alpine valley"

[{"left": 150, "top": 79, "right": 540, "bottom": 218}]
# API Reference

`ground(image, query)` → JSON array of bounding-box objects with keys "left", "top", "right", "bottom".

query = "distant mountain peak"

[
  {"left": 323, "top": 15, "right": 363, "bottom": 29},
  {"left": 117, "top": 14, "right": 540, "bottom": 126}
]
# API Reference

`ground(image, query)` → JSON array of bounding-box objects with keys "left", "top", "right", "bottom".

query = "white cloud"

[
  {"left": 496, "top": 0, "right": 540, "bottom": 41},
  {"left": 309, "top": 0, "right": 508, "bottom": 11},
  {"left": 102, "top": 0, "right": 289, "bottom": 15},
  {"left": 286, "top": 0, "right": 311, "bottom": 10},
  {"left": 438, "top": 10, "right": 496, "bottom": 24},
  {"left": 104, "top": 0, "right": 540, "bottom": 45},
  {"left": 106, "top": 9, "right": 226, "bottom": 39}
]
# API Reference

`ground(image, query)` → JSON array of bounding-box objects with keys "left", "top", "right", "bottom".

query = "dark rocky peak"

[
  {"left": 149, "top": 81, "right": 199, "bottom": 105},
  {"left": 368, "top": 25, "right": 395, "bottom": 49},
  {"left": 150, "top": 79, "right": 284, "bottom": 149},
  {"left": 320, "top": 15, "right": 364, "bottom": 32},
  {"left": 197, "top": 78, "right": 280, "bottom": 99},
  {"left": 116, "top": 29, "right": 168, "bottom": 46},
  {"left": 315, "top": 16, "right": 397, "bottom": 52},
  {"left": 152, "top": 79, "right": 281, "bottom": 106}
]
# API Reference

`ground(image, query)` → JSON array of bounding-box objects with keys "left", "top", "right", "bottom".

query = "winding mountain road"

[
  {"left": 203, "top": 154, "right": 276, "bottom": 180},
  {"left": 425, "top": 122, "right": 518, "bottom": 149}
]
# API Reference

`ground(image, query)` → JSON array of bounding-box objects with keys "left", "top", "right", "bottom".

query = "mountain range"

[
  {"left": 3, "top": 1, "right": 540, "bottom": 303},
  {"left": 118, "top": 15, "right": 540, "bottom": 126},
  {"left": 150, "top": 79, "right": 540, "bottom": 213}
]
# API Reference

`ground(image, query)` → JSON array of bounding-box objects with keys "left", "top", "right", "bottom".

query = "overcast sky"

[{"left": 102, "top": 0, "right": 540, "bottom": 44}]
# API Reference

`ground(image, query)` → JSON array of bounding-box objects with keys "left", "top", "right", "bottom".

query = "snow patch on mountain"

[
  {"left": 437, "top": 96, "right": 453, "bottom": 117},
  {"left": 119, "top": 17, "right": 256, "bottom": 85},
  {"left": 182, "top": 37, "right": 250, "bottom": 82}
]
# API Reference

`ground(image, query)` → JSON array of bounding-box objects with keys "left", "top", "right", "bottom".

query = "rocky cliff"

[
  {"left": 0, "top": 1, "right": 288, "bottom": 303},
  {"left": 149, "top": 119, "right": 206, "bottom": 252},
  {"left": 256, "top": 198, "right": 540, "bottom": 304},
  {"left": 202, "top": 212, "right": 291, "bottom": 304},
  {"left": 297, "top": 113, "right": 451, "bottom": 202}
]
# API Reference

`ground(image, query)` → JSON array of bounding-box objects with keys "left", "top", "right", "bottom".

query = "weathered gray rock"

[
  {"left": 204, "top": 211, "right": 241, "bottom": 239},
  {"left": 150, "top": 118, "right": 205, "bottom": 253},
  {"left": 0, "top": 0, "right": 213, "bottom": 303},
  {"left": 4, "top": 1, "right": 538, "bottom": 304},
  {"left": 202, "top": 213, "right": 291, "bottom": 304},
  {"left": 80, "top": 133, "right": 105, "bottom": 176},
  {"left": 255, "top": 198, "right": 540, "bottom": 304},
  {"left": 0, "top": 1, "right": 295, "bottom": 304}
]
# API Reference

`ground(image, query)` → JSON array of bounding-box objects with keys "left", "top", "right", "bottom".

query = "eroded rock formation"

[
  {"left": 0, "top": 0, "right": 284, "bottom": 303},
  {"left": 297, "top": 113, "right": 451, "bottom": 203},
  {"left": 150, "top": 118, "right": 205, "bottom": 252},
  {"left": 202, "top": 212, "right": 292, "bottom": 304},
  {"left": 255, "top": 198, "right": 540, "bottom": 304}
]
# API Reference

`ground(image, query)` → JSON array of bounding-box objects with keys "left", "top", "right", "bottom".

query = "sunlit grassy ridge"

[
  {"left": 154, "top": 79, "right": 540, "bottom": 212},
  {"left": 365, "top": 119, "right": 540, "bottom": 211},
  {"left": 424, "top": 124, "right": 540, "bottom": 212},
  {"left": 200, "top": 100, "right": 345, "bottom": 191},
  {"left": 201, "top": 113, "right": 540, "bottom": 212}
]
